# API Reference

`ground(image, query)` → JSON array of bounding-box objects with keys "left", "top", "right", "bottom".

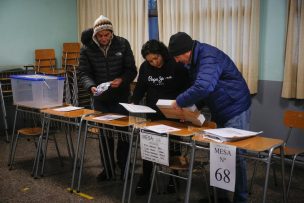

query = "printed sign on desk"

[
  {"left": 210, "top": 142, "right": 236, "bottom": 192},
  {"left": 140, "top": 129, "right": 169, "bottom": 166}
]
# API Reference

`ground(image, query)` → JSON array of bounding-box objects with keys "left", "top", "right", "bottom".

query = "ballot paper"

[
  {"left": 203, "top": 128, "right": 262, "bottom": 142},
  {"left": 144, "top": 124, "right": 180, "bottom": 134},
  {"left": 94, "top": 82, "right": 111, "bottom": 96},
  {"left": 93, "top": 114, "right": 126, "bottom": 121},
  {"left": 53, "top": 106, "right": 84, "bottom": 112},
  {"left": 119, "top": 103, "right": 156, "bottom": 113}
]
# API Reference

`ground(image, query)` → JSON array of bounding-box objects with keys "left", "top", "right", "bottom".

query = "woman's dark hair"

[{"left": 141, "top": 39, "right": 170, "bottom": 61}]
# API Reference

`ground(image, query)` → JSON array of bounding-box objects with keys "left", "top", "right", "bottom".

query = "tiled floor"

[{"left": 0, "top": 132, "right": 303, "bottom": 203}]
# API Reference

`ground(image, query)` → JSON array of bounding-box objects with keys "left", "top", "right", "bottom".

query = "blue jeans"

[{"left": 218, "top": 108, "right": 250, "bottom": 203}]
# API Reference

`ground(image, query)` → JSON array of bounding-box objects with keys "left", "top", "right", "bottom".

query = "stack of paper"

[
  {"left": 156, "top": 99, "right": 205, "bottom": 126},
  {"left": 119, "top": 103, "right": 156, "bottom": 113},
  {"left": 203, "top": 128, "right": 262, "bottom": 142}
]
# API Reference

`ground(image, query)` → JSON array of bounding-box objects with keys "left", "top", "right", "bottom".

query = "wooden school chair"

[
  {"left": 274, "top": 110, "right": 304, "bottom": 198},
  {"left": 35, "top": 49, "right": 65, "bottom": 75},
  {"left": 62, "top": 43, "right": 91, "bottom": 107},
  {"left": 8, "top": 106, "right": 62, "bottom": 174}
]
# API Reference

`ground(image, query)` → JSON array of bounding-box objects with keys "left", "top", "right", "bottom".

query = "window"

[{"left": 148, "top": 0, "right": 158, "bottom": 39}]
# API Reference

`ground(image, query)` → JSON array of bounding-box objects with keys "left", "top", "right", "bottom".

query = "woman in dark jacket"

[{"left": 131, "top": 39, "right": 190, "bottom": 195}]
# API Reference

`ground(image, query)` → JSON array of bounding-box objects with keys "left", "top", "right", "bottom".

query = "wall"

[
  {"left": 251, "top": 0, "right": 304, "bottom": 148},
  {"left": 0, "top": 0, "right": 77, "bottom": 135},
  {"left": 0, "top": 0, "right": 78, "bottom": 67}
]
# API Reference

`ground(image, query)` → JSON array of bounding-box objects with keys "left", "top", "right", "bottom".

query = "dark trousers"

[{"left": 94, "top": 100, "right": 129, "bottom": 176}]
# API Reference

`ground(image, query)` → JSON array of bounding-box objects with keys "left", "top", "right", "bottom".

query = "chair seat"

[
  {"left": 37, "top": 69, "right": 66, "bottom": 75},
  {"left": 169, "top": 155, "right": 189, "bottom": 170},
  {"left": 274, "top": 146, "right": 304, "bottom": 156},
  {"left": 18, "top": 127, "right": 42, "bottom": 136}
]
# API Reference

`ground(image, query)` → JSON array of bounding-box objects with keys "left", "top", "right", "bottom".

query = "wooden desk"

[
  {"left": 34, "top": 107, "right": 96, "bottom": 178},
  {"left": 192, "top": 135, "right": 286, "bottom": 203},
  {"left": 135, "top": 120, "right": 216, "bottom": 203},
  {"left": 70, "top": 113, "right": 142, "bottom": 203}
]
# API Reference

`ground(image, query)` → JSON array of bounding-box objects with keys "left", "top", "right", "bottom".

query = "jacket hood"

[{"left": 81, "top": 28, "right": 94, "bottom": 46}]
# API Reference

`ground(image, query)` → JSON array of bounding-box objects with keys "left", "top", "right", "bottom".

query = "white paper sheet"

[
  {"left": 53, "top": 106, "right": 84, "bottom": 112},
  {"left": 144, "top": 124, "right": 180, "bottom": 134},
  {"left": 140, "top": 130, "right": 169, "bottom": 166},
  {"left": 119, "top": 103, "right": 156, "bottom": 113},
  {"left": 93, "top": 114, "right": 126, "bottom": 121}
]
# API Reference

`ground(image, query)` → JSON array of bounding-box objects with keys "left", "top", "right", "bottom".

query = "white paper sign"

[
  {"left": 140, "top": 129, "right": 169, "bottom": 166},
  {"left": 210, "top": 142, "right": 236, "bottom": 192}
]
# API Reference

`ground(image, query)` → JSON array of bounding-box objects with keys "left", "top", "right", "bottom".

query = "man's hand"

[
  {"left": 91, "top": 86, "right": 97, "bottom": 94},
  {"left": 171, "top": 100, "right": 182, "bottom": 110},
  {"left": 111, "top": 78, "right": 123, "bottom": 88},
  {"left": 171, "top": 100, "right": 185, "bottom": 122}
]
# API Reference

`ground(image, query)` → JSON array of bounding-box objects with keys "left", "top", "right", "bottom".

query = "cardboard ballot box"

[
  {"left": 10, "top": 74, "right": 65, "bottom": 109},
  {"left": 156, "top": 99, "right": 205, "bottom": 126}
]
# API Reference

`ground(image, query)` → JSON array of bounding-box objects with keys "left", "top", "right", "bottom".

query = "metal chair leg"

[
  {"left": 40, "top": 118, "right": 51, "bottom": 176},
  {"left": 287, "top": 155, "right": 297, "bottom": 198},
  {"left": 76, "top": 122, "right": 89, "bottom": 192},
  {"left": 127, "top": 133, "right": 140, "bottom": 203},
  {"left": 9, "top": 132, "right": 20, "bottom": 169},
  {"left": 8, "top": 107, "right": 18, "bottom": 166},
  {"left": 148, "top": 163, "right": 157, "bottom": 203},
  {"left": 52, "top": 134, "right": 63, "bottom": 167},
  {"left": 249, "top": 159, "right": 258, "bottom": 195}
]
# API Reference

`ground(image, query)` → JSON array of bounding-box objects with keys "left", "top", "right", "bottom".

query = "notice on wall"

[
  {"left": 210, "top": 142, "right": 236, "bottom": 192},
  {"left": 140, "top": 129, "right": 169, "bottom": 166}
]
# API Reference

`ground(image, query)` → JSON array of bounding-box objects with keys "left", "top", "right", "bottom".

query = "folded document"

[
  {"left": 203, "top": 128, "right": 262, "bottom": 142},
  {"left": 94, "top": 82, "right": 111, "bottom": 96}
]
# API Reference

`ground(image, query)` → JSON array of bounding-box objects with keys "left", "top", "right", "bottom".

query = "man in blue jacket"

[{"left": 168, "top": 32, "right": 251, "bottom": 203}]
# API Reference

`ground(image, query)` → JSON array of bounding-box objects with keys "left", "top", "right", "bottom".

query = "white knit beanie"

[{"left": 93, "top": 15, "right": 113, "bottom": 37}]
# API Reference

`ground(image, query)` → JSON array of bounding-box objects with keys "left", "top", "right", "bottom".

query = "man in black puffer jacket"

[{"left": 78, "top": 15, "right": 137, "bottom": 181}]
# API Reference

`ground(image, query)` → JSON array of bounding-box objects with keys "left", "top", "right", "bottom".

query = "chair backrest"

[
  {"left": 35, "top": 49, "right": 56, "bottom": 72},
  {"left": 284, "top": 110, "right": 304, "bottom": 143},
  {"left": 62, "top": 42, "right": 80, "bottom": 69}
]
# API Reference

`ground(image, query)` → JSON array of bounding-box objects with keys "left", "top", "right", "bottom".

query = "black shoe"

[
  {"left": 135, "top": 176, "right": 150, "bottom": 196},
  {"left": 96, "top": 170, "right": 111, "bottom": 182},
  {"left": 167, "top": 178, "right": 176, "bottom": 194}
]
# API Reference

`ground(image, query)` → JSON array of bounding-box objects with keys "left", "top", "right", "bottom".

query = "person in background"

[
  {"left": 78, "top": 15, "right": 137, "bottom": 181},
  {"left": 131, "top": 39, "right": 190, "bottom": 195},
  {"left": 168, "top": 32, "right": 251, "bottom": 203}
]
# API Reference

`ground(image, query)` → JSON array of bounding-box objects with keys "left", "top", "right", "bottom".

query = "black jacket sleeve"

[
  {"left": 78, "top": 47, "right": 96, "bottom": 92},
  {"left": 131, "top": 63, "right": 147, "bottom": 104}
]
